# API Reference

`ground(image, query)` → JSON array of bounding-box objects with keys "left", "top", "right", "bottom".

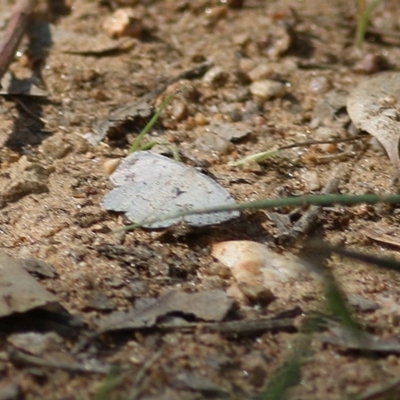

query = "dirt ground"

[{"left": 2, "top": 0, "right": 400, "bottom": 399}]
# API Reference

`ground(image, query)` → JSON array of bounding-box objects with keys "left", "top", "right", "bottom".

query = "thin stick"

[
  {"left": 276, "top": 165, "right": 346, "bottom": 244},
  {"left": 9, "top": 348, "right": 112, "bottom": 374},
  {"left": 356, "top": 377, "right": 400, "bottom": 400},
  {"left": 0, "top": 0, "right": 37, "bottom": 82}
]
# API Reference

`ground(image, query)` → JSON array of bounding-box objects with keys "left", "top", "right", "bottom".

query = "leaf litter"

[
  {"left": 4, "top": 1, "right": 400, "bottom": 399},
  {"left": 0, "top": 251, "right": 58, "bottom": 317},
  {"left": 97, "top": 289, "right": 233, "bottom": 333},
  {"left": 347, "top": 71, "right": 400, "bottom": 181}
]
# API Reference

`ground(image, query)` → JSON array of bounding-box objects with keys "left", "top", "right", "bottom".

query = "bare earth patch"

[{"left": 2, "top": 0, "right": 400, "bottom": 399}]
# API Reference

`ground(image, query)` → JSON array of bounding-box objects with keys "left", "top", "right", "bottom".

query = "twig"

[
  {"left": 275, "top": 164, "right": 347, "bottom": 244},
  {"left": 128, "top": 351, "right": 163, "bottom": 400},
  {"left": 0, "top": 0, "right": 37, "bottom": 82},
  {"left": 16, "top": 98, "right": 49, "bottom": 123},
  {"left": 157, "top": 317, "right": 296, "bottom": 335},
  {"left": 356, "top": 377, "right": 400, "bottom": 400},
  {"left": 230, "top": 136, "right": 366, "bottom": 167},
  {"left": 9, "top": 348, "right": 112, "bottom": 374}
]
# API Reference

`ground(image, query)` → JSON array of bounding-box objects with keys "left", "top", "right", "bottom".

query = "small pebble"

[
  {"left": 195, "top": 132, "right": 233, "bottom": 155},
  {"left": 212, "top": 240, "right": 320, "bottom": 302},
  {"left": 193, "top": 112, "right": 208, "bottom": 126},
  {"left": 103, "top": 7, "right": 143, "bottom": 38},
  {"left": 301, "top": 170, "right": 320, "bottom": 191},
  {"left": 208, "top": 123, "right": 251, "bottom": 142},
  {"left": 232, "top": 32, "right": 250, "bottom": 47},
  {"left": 41, "top": 136, "right": 72, "bottom": 159},
  {"left": 314, "top": 126, "right": 338, "bottom": 141},
  {"left": 232, "top": 87, "right": 251, "bottom": 102},
  {"left": 203, "top": 66, "right": 229, "bottom": 87},
  {"left": 239, "top": 58, "right": 255, "bottom": 73},
  {"left": 204, "top": 5, "right": 228, "bottom": 25},
  {"left": 171, "top": 100, "right": 188, "bottom": 121},
  {"left": 259, "top": 25, "right": 292, "bottom": 58},
  {"left": 354, "top": 53, "right": 384, "bottom": 74},
  {"left": 250, "top": 79, "right": 287, "bottom": 101},
  {"left": 103, "top": 158, "right": 121, "bottom": 175},
  {"left": 309, "top": 76, "right": 332, "bottom": 94},
  {"left": 8, "top": 332, "right": 63, "bottom": 356},
  {"left": 248, "top": 64, "right": 274, "bottom": 82}
]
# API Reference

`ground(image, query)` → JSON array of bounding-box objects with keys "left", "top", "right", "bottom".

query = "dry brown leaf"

[
  {"left": 97, "top": 289, "right": 234, "bottom": 333},
  {"left": 0, "top": 252, "right": 58, "bottom": 317},
  {"left": 347, "top": 72, "right": 400, "bottom": 179}
]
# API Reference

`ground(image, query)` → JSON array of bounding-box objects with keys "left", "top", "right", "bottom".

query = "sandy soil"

[{"left": 2, "top": 0, "right": 400, "bottom": 399}]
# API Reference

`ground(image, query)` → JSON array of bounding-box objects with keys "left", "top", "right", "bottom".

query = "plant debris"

[
  {"left": 0, "top": 251, "right": 58, "bottom": 317},
  {"left": 347, "top": 71, "right": 400, "bottom": 181},
  {"left": 97, "top": 289, "right": 234, "bottom": 333},
  {"left": 89, "top": 61, "right": 213, "bottom": 144}
]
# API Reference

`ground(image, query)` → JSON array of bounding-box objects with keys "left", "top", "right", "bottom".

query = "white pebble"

[{"left": 250, "top": 80, "right": 286, "bottom": 101}]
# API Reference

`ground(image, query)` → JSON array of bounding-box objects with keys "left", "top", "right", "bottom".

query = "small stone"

[
  {"left": 233, "top": 32, "right": 250, "bottom": 47},
  {"left": 260, "top": 24, "right": 292, "bottom": 58},
  {"left": 239, "top": 58, "right": 254, "bottom": 72},
  {"left": 86, "top": 291, "right": 115, "bottom": 311},
  {"left": 309, "top": 76, "right": 332, "bottom": 94},
  {"left": 248, "top": 64, "right": 274, "bottom": 82},
  {"left": 195, "top": 132, "right": 233, "bottom": 155},
  {"left": 193, "top": 112, "right": 208, "bottom": 126},
  {"left": 22, "top": 258, "right": 59, "bottom": 279},
  {"left": 250, "top": 79, "right": 286, "bottom": 101},
  {"left": 128, "top": 280, "right": 149, "bottom": 296},
  {"left": 314, "top": 126, "right": 339, "bottom": 141},
  {"left": 301, "top": 170, "right": 320, "bottom": 191},
  {"left": 203, "top": 66, "right": 229, "bottom": 88},
  {"left": 354, "top": 53, "right": 385, "bottom": 74},
  {"left": 208, "top": 123, "right": 251, "bottom": 142},
  {"left": 0, "top": 157, "right": 55, "bottom": 208},
  {"left": 8, "top": 332, "right": 63, "bottom": 356},
  {"left": 103, "top": 158, "right": 121, "bottom": 176},
  {"left": 212, "top": 240, "right": 320, "bottom": 302},
  {"left": 204, "top": 5, "right": 228, "bottom": 25},
  {"left": 310, "top": 89, "right": 349, "bottom": 128},
  {"left": 103, "top": 7, "right": 143, "bottom": 38},
  {"left": 171, "top": 100, "right": 188, "bottom": 121},
  {"left": 41, "top": 136, "right": 72, "bottom": 159}
]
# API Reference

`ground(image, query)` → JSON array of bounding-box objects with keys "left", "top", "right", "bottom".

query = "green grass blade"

[
  {"left": 129, "top": 89, "right": 180, "bottom": 154},
  {"left": 125, "top": 193, "right": 400, "bottom": 230},
  {"left": 94, "top": 366, "right": 125, "bottom": 400},
  {"left": 228, "top": 150, "right": 279, "bottom": 167},
  {"left": 356, "top": 0, "right": 383, "bottom": 47},
  {"left": 307, "top": 240, "right": 400, "bottom": 272},
  {"left": 258, "top": 335, "right": 308, "bottom": 400}
]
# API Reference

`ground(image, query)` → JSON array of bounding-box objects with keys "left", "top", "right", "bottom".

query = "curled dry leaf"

[
  {"left": 0, "top": 251, "right": 58, "bottom": 317},
  {"left": 347, "top": 72, "right": 400, "bottom": 180},
  {"left": 97, "top": 289, "right": 234, "bottom": 333}
]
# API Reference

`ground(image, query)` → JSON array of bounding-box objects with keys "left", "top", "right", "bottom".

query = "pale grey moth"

[{"left": 102, "top": 151, "right": 239, "bottom": 228}]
